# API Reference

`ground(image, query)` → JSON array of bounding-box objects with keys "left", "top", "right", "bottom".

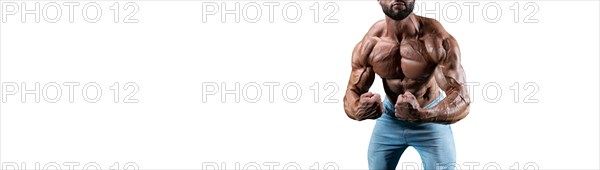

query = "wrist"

[
  {"left": 417, "top": 107, "right": 426, "bottom": 115},
  {"left": 417, "top": 108, "right": 432, "bottom": 121}
]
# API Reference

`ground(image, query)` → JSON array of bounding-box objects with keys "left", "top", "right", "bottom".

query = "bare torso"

[
  {"left": 365, "top": 16, "right": 448, "bottom": 106},
  {"left": 344, "top": 5, "right": 469, "bottom": 124}
]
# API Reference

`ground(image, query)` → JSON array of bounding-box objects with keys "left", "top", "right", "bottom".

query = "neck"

[{"left": 384, "top": 13, "right": 419, "bottom": 42}]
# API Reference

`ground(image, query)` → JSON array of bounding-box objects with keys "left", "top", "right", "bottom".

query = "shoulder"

[
  {"left": 365, "top": 19, "right": 386, "bottom": 38},
  {"left": 358, "top": 19, "right": 385, "bottom": 48},
  {"left": 416, "top": 16, "right": 459, "bottom": 50},
  {"left": 415, "top": 16, "right": 461, "bottom": 64},
  {"left": 416, "top": 16, "right": 453, "bottom": 41},
  {"left": 352, "top": 20, "right": 385, "bottom": 67}
]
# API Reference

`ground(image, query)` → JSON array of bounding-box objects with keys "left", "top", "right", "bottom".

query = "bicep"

[
  {"left": 347, "top": 40, "right": 376, "bottom": 93},
  {"left": 436, "top": 36, "right": 466, "bottom": 90},
  {"left": 348, "top": 66, "right": 375, "bottom": 94}
]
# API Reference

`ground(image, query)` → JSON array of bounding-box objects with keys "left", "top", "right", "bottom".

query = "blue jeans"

[{"left": 368, "top": 91, "right": 456, "bottom": 170}]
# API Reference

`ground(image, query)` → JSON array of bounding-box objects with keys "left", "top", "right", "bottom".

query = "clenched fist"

[
  {"left": 355, "top": 92, "right": 384, "bottom": 121},
  {"left": 395, "top": 91, "right": 423, "bottom": 122}
]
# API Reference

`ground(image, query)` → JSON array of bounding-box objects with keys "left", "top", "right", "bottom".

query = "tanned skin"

[{"left": 343, "top": 0, "right": 470, "bottom": 124}]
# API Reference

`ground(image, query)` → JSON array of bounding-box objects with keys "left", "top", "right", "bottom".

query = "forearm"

[
  {"left": 344, "top": 88, "right": 383, "bottom": 121},
  {"left": 343, "top": 90, "right": 361, "bottom": 120},
  {"left": 420, "top": 87, "right": 470, "bottom": 124}
]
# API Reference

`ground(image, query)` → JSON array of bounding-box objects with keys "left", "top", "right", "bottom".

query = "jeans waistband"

[{"left": 384, "top": 89, "right": 446, "bottom": 116}]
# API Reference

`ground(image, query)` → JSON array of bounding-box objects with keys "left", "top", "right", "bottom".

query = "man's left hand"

[{"left": 395, "top": 91, "right": 423, "bottom": 122}]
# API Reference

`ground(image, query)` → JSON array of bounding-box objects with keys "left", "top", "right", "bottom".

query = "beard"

[{"left": 382, "top": 2, "right": 414, "bottom": 20}]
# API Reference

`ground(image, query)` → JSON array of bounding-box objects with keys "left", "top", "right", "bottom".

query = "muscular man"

[{"left": 343, "top": 0, "right": 470, "bottom": 169}]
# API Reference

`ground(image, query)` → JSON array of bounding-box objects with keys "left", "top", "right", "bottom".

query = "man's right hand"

[{"left": 355, "top": 92, "right": 384, "bottom": 121}]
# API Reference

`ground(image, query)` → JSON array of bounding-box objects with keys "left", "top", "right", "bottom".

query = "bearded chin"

[{"left": 383, "top": 5, "right": 414, "bottom": 20}]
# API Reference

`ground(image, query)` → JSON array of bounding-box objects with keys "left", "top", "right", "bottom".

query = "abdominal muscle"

[{"left": 382, "top": 77, "right": 441, "bottom": 107}]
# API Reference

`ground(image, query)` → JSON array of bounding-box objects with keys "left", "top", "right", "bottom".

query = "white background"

[{"left": 0, "top": 0, "right": 599, "bottom": 169}]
